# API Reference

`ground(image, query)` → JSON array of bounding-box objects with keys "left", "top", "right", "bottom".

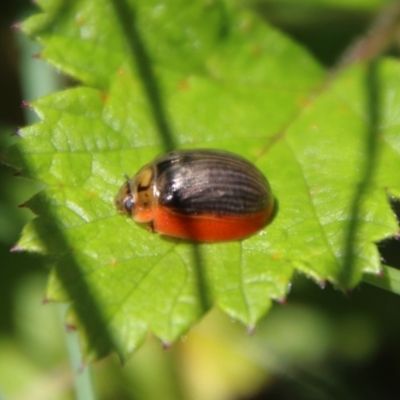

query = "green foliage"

[{"left": 4, "top": 0, "right": 400, "bottom": 361}]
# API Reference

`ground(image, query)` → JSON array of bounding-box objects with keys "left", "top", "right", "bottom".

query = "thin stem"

[
  {"left": 362, "top": 265, "right": 400, "bottom": 295},
  {"left": 59, "top": 305, "right": 97, "bottom": 400}
]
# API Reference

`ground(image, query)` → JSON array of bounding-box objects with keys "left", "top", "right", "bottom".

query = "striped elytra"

[{"left": 115, "top": 149, "right": 274, "bottom": 242}]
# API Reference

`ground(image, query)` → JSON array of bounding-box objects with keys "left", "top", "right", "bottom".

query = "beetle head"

[{"left": 115, "top": 180, "right": 135, "bottom": 216}]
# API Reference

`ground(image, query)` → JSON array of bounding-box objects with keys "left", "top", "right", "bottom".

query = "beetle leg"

[{"left": 148, "top": 221, "right": 155, "bottom": 233}]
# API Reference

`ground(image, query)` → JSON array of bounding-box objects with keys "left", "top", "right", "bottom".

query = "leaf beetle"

[{"left": 115, "top": 149, "right": 274, "bottom": 242}]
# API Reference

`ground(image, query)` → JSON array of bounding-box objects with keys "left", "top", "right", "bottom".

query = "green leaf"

[{"left": 5, "top": 0, "right": 399, "bottom": 360}]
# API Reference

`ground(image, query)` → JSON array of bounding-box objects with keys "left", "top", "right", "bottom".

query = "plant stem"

[{"left": 363, "top": 265, "right": 400, "bottom": 295}]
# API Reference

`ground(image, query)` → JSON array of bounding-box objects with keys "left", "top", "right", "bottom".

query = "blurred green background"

[{"left": 1, "top": 1, "right": 400, "bottom": 399}]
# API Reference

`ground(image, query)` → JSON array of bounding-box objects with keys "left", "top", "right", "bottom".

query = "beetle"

[{"left": 115, "top": 149, "right": 274, "bottom": 242}]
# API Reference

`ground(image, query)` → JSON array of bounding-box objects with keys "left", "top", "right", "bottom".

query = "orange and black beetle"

[{"left": 115, "top": 149, "right": 274, "bottom": 242}]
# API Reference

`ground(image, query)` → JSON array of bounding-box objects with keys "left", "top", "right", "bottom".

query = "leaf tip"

[
  {"left": 162, "top": 341, "right": 172, "bottom": 351},
  {"left": 247, "top": 325, "right": 256, "bottom": 335},
  {"left": 344, "top": 289, "right": 352, "bottom": 298},
  {"left": 316, "top": 280, "right": 326, "bottom": 289},
  {"left": 277, "top": 297, "right": 287, "bottom": 305},
  {"left": 11, "top": 128, "right": 22, "bottom": 137},
  {"left": 11, "top": 22, "right": 21, "bottom": 30},
  {"left": 10, "top": 244, "right": 22, "bottom": 253}
]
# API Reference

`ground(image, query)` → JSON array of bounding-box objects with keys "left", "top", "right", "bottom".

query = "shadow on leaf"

[{"left": 341, "top": 60, "right": 382, "bottom": 288}]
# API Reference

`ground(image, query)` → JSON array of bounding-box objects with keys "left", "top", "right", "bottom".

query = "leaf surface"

[{"left": 6, "top": 0, "right": 400, "bottom": 359}]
